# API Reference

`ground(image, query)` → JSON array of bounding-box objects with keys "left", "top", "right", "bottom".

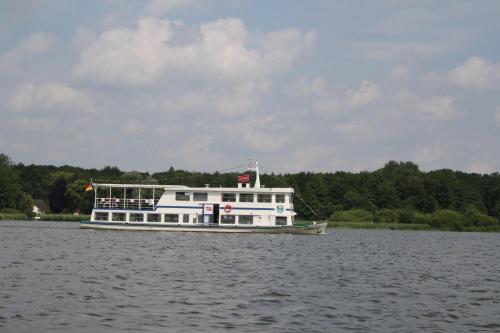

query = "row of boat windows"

[
  {"left": 93, "top": 212, "right": 287, "bottom": 225},
  {"left": 175, "top": 192, "right": 288, "bottom": 203}
]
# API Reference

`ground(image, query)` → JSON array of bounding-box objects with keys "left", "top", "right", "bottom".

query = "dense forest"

[{"left": 1, "top": 153, "right": 500, "bottom": 230}]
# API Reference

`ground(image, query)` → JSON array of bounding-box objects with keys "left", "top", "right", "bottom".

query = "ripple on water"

[{"left": 0, "top": 222, "right": 499, "bottom": 332}]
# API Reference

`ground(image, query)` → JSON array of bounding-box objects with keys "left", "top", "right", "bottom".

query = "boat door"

[{"left": 213, "top": 204, "right": 220, "bottom": 224}]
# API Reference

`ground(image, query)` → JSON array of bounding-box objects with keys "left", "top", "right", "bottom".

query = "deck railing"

[{"left": 95, "top": 198, "right": 159, "bottom": 210}]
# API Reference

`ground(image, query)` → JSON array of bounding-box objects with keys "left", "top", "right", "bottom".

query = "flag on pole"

[{"left": 85, "top": 182, "right": 93, "bottom": 192}]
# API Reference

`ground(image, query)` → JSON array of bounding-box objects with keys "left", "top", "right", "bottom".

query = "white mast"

[{"left": 248, "top": 160, "right": 261, "bottom": 189}]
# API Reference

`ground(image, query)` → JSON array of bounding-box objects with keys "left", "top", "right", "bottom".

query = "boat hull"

[{"left": 80, "top": 221, "right": 327, "bottom": 234}]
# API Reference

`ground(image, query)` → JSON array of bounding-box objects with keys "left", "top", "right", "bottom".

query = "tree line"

[{"left": 1, "top": 153, "right": 500, "bottom": 229}]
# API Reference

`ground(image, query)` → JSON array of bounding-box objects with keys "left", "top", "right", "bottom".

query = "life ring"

[{"left": 224, "top": 204, "right": 232, "bottom": 213}]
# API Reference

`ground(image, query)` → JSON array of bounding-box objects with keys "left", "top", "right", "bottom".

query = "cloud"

[
  {"left": 220, "top": 114, "right": 287, "bottom": 152},
  {"left": 347, "top": 80, "right": 382, "bottom": 107},
  {"left": 395, "top": 89, "right": 456, "bottom": 121},
  {"left": 448, "top": 56, "right": 500, "bottom": 89},
  {"left": 495, "top": 105, "right": 500, "bottom": 127},
  {"left": 0, "top": 32, "right": 55, "bottom": 72},
  {"left": 144, "top": 0, "right": 195, "bottom": 16},
  {"left": 163, "top": 80, "right": 271, "bottom": 117},
  {"left": 414, "top": 96, "right": 455, "bottom": 120},
  {"left": 120, "top": 120, "right": 145, "bottom": 135},
  {"left": 73, "top": 17, "right": 316, "bottom": 86},
  {"left": 414, "top": 143, "right": 447, "bottom": 164},
  {"left": 390, "top": 65, "right": 410, "bottom": 80},
  {"left": 464, "top": 162, "right": 497, "bottom": 174},
  {"left": 291, "top": 77, "right": 328, "bottom": 98},
  {"left": 289, "top": 78, "right": 382, "bottom": 116},
  {"left": 73, "top": 17, "right": 174, "bottom": 86},
  {"left": 333, "top": 120, "right": 373, "bottom": 142},
  {"left": 6, "top": 83, "right": 92, "bottom": 113},
  {"left": 345, "top": 40, "right": 449, "bottom": 61}
]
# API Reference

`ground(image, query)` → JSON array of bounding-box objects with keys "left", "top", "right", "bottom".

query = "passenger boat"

[{"left": 80, "top": 162, "right": 326, "bottom": 234}]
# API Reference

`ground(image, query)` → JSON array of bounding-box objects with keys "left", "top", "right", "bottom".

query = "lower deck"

[
  {"left": 80, "top": 220, "right": 327, "bottom": 234},
  {"left": 91, "top": 209, "right": 292, "bottom": 227}
]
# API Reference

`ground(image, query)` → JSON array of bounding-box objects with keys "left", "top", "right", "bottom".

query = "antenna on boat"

[{"left": 248, "top": 159, "right": 261, "bottom": 188}]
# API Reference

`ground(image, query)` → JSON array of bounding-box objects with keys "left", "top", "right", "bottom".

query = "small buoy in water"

[{"left": 313, "top": 221, "right": 317, "bottom": 225}]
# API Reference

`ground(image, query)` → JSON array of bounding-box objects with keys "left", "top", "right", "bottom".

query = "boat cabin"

[{"left": 90, "top": 162, "right": 296, "bottom": 227}]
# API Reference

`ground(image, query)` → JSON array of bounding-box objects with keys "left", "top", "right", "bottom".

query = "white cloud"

[
  {"left": 163, "top": 80, "right": 271, "bottom": 117},
  {"left": 347, "top": 80, "right": 382, "bottom": 107},
  {"left": 448, "top": 56, "right": 500, "bottom": 89},
  {"left": 144, "top": 0, "right": 195, "bottom": 16},
  {"left": 495, "top": 105, "right": 500, "bottom": 127},
  {"left": 0, "top": 32, "right": 55, "bottom": 72},
  {"left": 73, "top": 17, "right": 174, "bottom": 86},
  {"left": 220, "top": 114, "right": 287, "bottom": 152},
  {"left": 395, "top": 90, "right": 456, "bottom": 121},
  {"left": 73, "top": 17, "right": 316, "bottom": 86},
  {"left": 289, "top": 78, "right": 381, "bottom": 116},
  {"left": 390, "top": 65, "right": 410, "bottom": 80},
  {"left": 414, "top": 143, "right": 447, "bottom": 164},
  {"left": 333, "top": 120, "right": 374, "bottom": 142},
  {"left": 120, "top": 120, "right": 145, "bottom": 135},
  {"left": 13, "top": 117, "right": 58, "bottom": 131},
  {"left": 346, "top": 40, "right": 448, "bottom": 61},
  {"left": 292, "top": 77, "right": 328, "bottom": 97},
  {"left": 6, "top": 83, "right": 92, "bottom": 113},
  {"left": 464, "top": 162, "right": 497, "bottom": 174},
  {"left": 414, "top": 96, "right": 455, "bottom": 120}
]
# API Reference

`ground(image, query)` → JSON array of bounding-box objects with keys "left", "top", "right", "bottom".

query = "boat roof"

[{"left": 94, "top": 183, "right": 294, "bottom": 193}]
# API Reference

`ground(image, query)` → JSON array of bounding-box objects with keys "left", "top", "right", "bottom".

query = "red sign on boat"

[{"left": 238, "top": 174, "right": 250, "bottom": 183}]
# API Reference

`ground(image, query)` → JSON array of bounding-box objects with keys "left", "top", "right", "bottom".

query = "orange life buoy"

[{"left": 224, "top": 204, "right": 232, "bottom": 212}]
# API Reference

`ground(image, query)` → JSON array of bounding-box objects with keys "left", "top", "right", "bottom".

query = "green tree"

[
  {"left": 330, "top": 209, "right": 373, "bottom": 222},
  {"left": 376, "top": 183, "right": 400, "bottom": 209},
  {"left": 49, "top": 176, "right": 68, "bottom": 213},
  {"left": 430, "top": 210, "right": 467, "bottom": 231},
  {"left": 374, "top": 209, "right": 399, "bottom": 224},
  {"left": 65, "top": 179, "right": 94, "bottom": 214},
  {"left": 0, "top": 154, "right": 31, "bottom": 212}
]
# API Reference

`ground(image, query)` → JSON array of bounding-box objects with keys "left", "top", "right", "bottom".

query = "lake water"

[{"left": 1, "top": 221, "right": 499, "bottom": 332}]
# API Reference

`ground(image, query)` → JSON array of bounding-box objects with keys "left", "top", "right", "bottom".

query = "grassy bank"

[
  {"left": 0, "top": 213, "right": 90, "bottom": 221},
  {"left": 322, "top": 221, "right": 500, "bottom": 232},
  {"left": 0, "top": 213, "right": 29, "bottom": 220},
  {"left": 39, "top": 214, "right": 90, "bottom": 222},
  {"left": 327, "top": 221, "right": 433, "bottom": 231}
]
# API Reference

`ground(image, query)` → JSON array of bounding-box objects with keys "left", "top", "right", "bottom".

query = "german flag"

[{"left": 85, "top": 183, "right": 93, "bottom": 192}]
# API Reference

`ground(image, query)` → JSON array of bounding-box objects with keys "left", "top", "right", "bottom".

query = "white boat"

[{"left": 80, "top": 161, "right": 326, "bottom": 234}]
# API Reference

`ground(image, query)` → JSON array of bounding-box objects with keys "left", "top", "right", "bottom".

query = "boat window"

[
  {"left": 222, "top": 193, "right": 236, "bottom": 202},
  {"left": 276, "top": 216, "right": 287, "bottom": 226},
  {"left": 164, "top": 214, "right": 179, "bottom": 223},
  {"left": 193, "top": 192, "right": 208, "bottom": 201},
  {"left": 275, "top": 194, "right": 285, "bottom": 203},
  {"left": 130, "top": 213, "right": 144, "bottom": 222},
  {"left": 95, "top": 212, "right": 109, "bottom": 221},
  {"left": 257, "top": 194, "right": 272, "bottom": 203},
  {"left": 112, "top": 213, "right": 125, "bottom": 221},
  {"left": 183, "top": 214, "right": 189, "bottom": 223},
  {"left": 238, "top": 215, "right": 253, "bottom": 225},
  {"left": 175, "top": 192, "right": 190, "bottom": 201},
  {"left": 147, "top": 214, "right": 160, "bottom": 222},
  {"left": 239, "top": 193, "right": 254, "bottom": 202},
  {"left": 221, "top": 215, "right": 235, "bottom": 224}
]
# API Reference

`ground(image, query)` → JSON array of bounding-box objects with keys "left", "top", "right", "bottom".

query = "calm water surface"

[{"left": 0, "top": 221, "right": 499, "bottom": 332}]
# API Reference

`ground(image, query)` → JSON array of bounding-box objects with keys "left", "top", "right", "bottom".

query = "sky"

[{"left": 0, "top": 0, "right": 499, "bottom": 174}]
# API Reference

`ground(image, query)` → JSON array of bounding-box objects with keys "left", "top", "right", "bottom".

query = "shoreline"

[
  {"left": 327, "top": 221, "right": 500, "bottom": 232},
  {"left": 2, "top": 217, "right": 499, "bottom": 232}
]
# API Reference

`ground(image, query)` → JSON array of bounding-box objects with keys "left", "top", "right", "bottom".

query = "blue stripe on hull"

[{"left": 80, "top": 221, "right": 284, "bottom": 230}]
